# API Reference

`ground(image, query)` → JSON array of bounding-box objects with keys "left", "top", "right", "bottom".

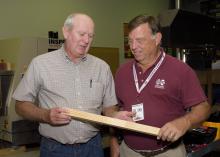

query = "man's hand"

[
  {"left": 46, "top": 107, "right": 71, "bottom": 125},
  {"left": 15, "top": 101, "right": 71, "bottom": 125},
  {"left": 157, "top": 117, "right": 190, "bottom": 142},
  {"left": 103, "top": 106, "right": 134, "bottom": 122},
  {"left": 113, "top": 111, "right": 134, "bottom": 122},
  {"left": 110, "top": 136, "right": 120, "bottom": 157}
]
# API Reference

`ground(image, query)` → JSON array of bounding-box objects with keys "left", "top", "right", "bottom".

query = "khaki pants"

[{"left": 120, "top": 141, "right": 187, "bottom": 157}]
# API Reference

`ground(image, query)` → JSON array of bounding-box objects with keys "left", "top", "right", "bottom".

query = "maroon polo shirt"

[{"left": 115, "top": 52, "right": 207, "bottom": 150}]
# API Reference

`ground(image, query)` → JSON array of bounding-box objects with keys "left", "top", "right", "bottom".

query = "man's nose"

[
  {"left": 130, "top": 41, "right": 137, "bottom": 50},
  {"left": 83, "top": 34, "right": 90, "bottom": 44}
]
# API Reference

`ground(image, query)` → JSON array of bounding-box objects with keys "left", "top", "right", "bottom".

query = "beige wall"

[{"left": 0, "top": 0, "right": 169, "bottom": 63}]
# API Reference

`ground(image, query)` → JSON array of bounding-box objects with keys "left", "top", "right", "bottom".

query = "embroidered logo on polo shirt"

[{"left": 155, "top": 79, "right": 165, "bottom": 89}]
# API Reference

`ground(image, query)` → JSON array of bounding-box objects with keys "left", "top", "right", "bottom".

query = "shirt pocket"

[{"left": 89, "top": 82, "right": 104, "bottom": 105}]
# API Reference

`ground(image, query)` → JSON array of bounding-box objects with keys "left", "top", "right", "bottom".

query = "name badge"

[{"left": 132, "top": 103, "right": 144, "bottom": 121}]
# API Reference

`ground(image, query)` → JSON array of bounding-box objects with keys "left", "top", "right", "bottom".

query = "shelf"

[
  {"left": 187, "top": 139, "right": 220, "bottom": 157},
  {"left": 195, "top": 69, "right": 220, "bottom": 104}
]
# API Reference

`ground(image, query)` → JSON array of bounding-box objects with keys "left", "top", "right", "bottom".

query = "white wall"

[{"left": 0, "top": 0, "right": 169, "bottom": 63}]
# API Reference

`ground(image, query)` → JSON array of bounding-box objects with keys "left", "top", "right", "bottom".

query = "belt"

[
  {"left": 42, "top": 136, "right": 83, "bottom": 147},
  {"left": 134, "top": 139, "right": 182, "bottom": 157},
  {"left": 137, "top": 146, "right": 167, "bottom": 157}
]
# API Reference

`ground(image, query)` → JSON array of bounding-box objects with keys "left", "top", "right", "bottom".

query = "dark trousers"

[{"left": 40, "top": 133, "right": 104, "bottom": 157}]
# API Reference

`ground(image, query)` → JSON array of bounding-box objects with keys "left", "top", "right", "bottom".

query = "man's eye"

[
  {"left": 79, "top": 33, "right": 85, "bottom": 36},
  {"left": 136, "top": 39, "right": 143, "bottom": 44},
  {"left": 89, "top": 34, "right": 94, "bottom": 38},
  {"left": 128, "top": 39, "right": 143, "bottom": 45}
]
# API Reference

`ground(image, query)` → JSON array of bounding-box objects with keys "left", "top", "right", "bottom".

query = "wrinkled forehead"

[
  {"left": 73, "top": 14, "right": 94, "bottom": 28},
  {"left": 129, "top": 23, "right": 152, "bottom": 38}
]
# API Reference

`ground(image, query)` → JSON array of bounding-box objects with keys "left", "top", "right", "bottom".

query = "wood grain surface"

[{"left": 66, "top": 108, "right": 160, "bottom": 136}]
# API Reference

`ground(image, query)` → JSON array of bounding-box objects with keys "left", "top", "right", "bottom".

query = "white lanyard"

[{"left": 133, "top": 52, "right": 165, "bottom": 94}]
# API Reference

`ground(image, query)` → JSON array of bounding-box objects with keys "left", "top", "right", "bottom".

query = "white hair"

[{"left": 63, "top": 14, "right": 75, "bottom": 30}]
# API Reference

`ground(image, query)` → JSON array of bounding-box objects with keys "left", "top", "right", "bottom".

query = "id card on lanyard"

[
  {"left": 132, "top": 52, "right": 165, "bottom": 121},
  {"left": 132, "top": 103, "right": 144, "bottom": 121}
]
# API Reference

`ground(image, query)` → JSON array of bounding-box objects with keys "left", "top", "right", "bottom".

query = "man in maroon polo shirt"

[{"left": 111, "top": 15, "right": 211, "bottom": 157}]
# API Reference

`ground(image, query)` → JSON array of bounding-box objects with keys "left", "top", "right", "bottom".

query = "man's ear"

[
  {"left": 155, "top": 32, "right": 162, "bottom": 46},
  {"left": 62, "top": 26, "right": 68, "bottom": 39}
]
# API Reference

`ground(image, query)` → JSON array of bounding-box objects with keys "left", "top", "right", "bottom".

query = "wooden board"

[{"left": 66, "top": 108, "right": 160, "bottom": 136}]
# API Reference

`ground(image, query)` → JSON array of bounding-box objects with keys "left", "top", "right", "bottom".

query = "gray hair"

[
  {"left": 63, "top": 13, "right": 94, "bottom": 32},
  {"left": 63, "top": 14, "right": 75, "bottom": 30}
]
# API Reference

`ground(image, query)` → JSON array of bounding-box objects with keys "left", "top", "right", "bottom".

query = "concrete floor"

[
  {"left": 5, "top": 150, "right": 39, "bottom": 157},
  {"left": 0, "top": 147, "right": 39, "bottom": 157},
  {"left": 0, "top": 147, "right": 111, "bottom": 157}
]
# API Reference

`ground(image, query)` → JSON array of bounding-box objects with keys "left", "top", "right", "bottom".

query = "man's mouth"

[{"left": 79, "top": 45, "right": 87, "bottom": 51}]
